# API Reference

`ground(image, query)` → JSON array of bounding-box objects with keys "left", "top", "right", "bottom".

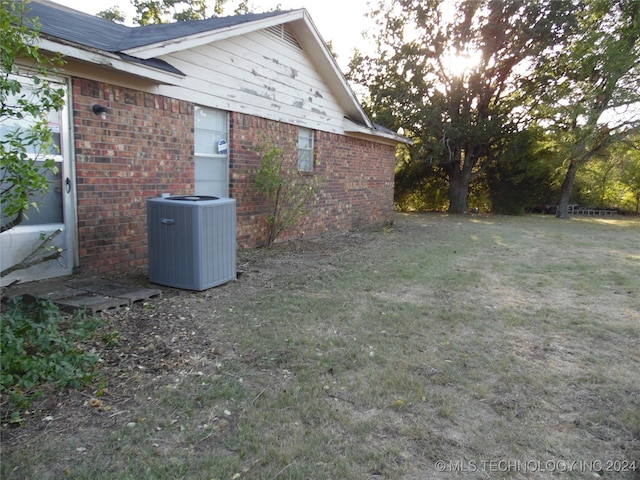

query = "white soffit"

[{"left": 38, "top": 38, "right": 184, "bottom": 83}]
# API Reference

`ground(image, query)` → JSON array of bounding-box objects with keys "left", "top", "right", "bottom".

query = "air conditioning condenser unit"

[{"left": 147, "top": 195, "right": 236, "bottom": 290}]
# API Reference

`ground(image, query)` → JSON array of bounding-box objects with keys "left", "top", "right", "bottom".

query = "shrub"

[
  {"left": 0, "top": 297, "right": 100, "bottom": 412},
  {"left": 254, "top": 142, "right": 318, "bottom": 246}
]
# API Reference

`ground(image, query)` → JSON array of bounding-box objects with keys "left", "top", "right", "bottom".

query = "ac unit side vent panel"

[{"left": 147, "top": 197, "right": 236, "bottom": 290}]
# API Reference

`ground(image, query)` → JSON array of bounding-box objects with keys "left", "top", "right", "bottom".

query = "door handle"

[{"left": 65, "top": 177, "right": 71, "bottom": 193}]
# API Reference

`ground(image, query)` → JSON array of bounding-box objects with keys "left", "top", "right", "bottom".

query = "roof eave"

[
  {"left": 38, "top": 37, "right": 186, "bottom": 82},
  {"left": 343, "top": 118, "right": 412, "bottom": 145}
]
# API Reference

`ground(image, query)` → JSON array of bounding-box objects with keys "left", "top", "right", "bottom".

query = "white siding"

[{"left": 157, "top": 28, "right": 346, "bottom": 133}]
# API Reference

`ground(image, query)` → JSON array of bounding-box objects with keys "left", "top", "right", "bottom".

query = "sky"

[{"left": 49, "top": 0, "right": 376, "bottom": 71}]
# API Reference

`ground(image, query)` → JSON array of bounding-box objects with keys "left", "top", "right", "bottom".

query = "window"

[
  {"left": 0, "top": 76, "right": 65, "bottom": 225},
  {"left": 194, "top": 106, "right": 229, "bottom": 197},
  {"left": 298, "top": 127, "right": 314, "bottom": 172}
]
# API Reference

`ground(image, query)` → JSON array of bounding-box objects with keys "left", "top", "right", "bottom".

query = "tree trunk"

[
  {"left": 448, "top": 170, "right": 470, "bottom": 214},
  {"left": 556, "top": 160, "right": 579, "bottom": 218}
]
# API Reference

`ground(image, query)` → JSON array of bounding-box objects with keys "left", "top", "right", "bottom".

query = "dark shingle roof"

[
  {"left": 25, "top": 0, "right": 130, "bottom": 51},
  {"left": 23, "top": 0, "right": 289, "bottom": 74},
  {"left": 121, "top": 12, "right": 287, "bottom": 50}
]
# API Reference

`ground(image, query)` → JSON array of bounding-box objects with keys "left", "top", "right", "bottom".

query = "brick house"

[{"left": 0, "top": 0, "right": 408, "bottom": 286}]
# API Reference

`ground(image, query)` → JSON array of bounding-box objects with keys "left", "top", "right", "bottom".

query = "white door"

[
  {"left": 194, "top": 106, "right": 229, "bottom": 197},
  {"left": 1, "top": 77, "right": 76, "bottom": 286}
]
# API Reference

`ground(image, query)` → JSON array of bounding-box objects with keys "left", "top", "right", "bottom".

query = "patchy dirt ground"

[{"left": 0, "top": 229, "right": 371, "bottom": 444}]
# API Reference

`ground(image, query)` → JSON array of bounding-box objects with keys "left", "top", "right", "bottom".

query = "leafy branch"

[{"left": 1, "top": 0, "right": 66, "bottom": 233}]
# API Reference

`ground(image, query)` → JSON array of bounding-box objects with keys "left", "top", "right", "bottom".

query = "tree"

[
  {"left": 580, "top": 154, "right": 622, "bottom": 207},
  {"left": 616, "top": 136, "right": 640, "bottom": 213},
  {"left": 132, "top": 0, "right": 202, "bottom": 24},
  {"left": 486, "top": 126, "right": 559, "bottom": 214},
  {"left": 1, "top": 0, "right": 66, "bottom": 233},
  {"left": 96, "top": 6, "right": 127, "bottom": 24},
  {"left": 349, "top": 0, "right": 574, "bottom": 213},
  {"left": 534, "top": 0, "right": 640, "bottom": 218},
  {"left": 98, "top": 1, "right": 255, "bottom": 25},
  {"left": 129, "top": 0, "right": 250, "bottom": 25},
  {"left": 232, "top": 1, "right": 252, "bottom": 15}
]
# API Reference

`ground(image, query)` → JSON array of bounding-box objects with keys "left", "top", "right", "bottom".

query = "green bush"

[
  {"left": 1, "top": 297, "right": 100, "bottom": 411},
  {"left": 254, "top": 142, "right": 318, "bottom": 246}
]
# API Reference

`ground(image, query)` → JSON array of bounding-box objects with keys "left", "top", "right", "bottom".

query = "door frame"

[{"left": 0, "top": 74, "right": 77, "bottom": 286}]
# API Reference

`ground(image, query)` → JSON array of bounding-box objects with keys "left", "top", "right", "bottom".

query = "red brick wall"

[
  {"left": 72, "top": 78, "right": 194, "bottom": 274},
  {"left": 72, "top": 80, "right": 397, "bottom": 274},
  {"left": 229, "top": 113, "right": 397, "bottom": 248}
]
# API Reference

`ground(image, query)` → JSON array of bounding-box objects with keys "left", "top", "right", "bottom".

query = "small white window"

[
  {"left": 298, "top": 127, "right": 314, "bottom": 172},
  {"left": 194, "top": 106, "right": 229, "bottom": 197}
]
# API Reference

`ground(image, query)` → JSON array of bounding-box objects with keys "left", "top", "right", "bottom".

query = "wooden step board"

[{"left": 5, "top": 277, "right": 162, "bottom": 315}]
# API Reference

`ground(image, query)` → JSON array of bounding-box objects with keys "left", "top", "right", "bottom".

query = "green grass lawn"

[{"left": 3, "top": 213, "right": 639, "bottom": 479}]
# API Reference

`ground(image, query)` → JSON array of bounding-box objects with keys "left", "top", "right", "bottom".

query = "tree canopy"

[
  {"left": 534, "top": 0, "right": 640, "bottom": 217},
  {"left": 349, "top": 0, "right": 575, "bottom": 213},
  {"left": 349, "top": 0, "right": 640, "bottom": 215},
  {"left": 98, "top": 0, "right": 255, "bottom": 25}
]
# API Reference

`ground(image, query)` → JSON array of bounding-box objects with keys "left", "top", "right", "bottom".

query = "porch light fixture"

[{"left": 92, "top": 104, "right": 108, "bottom": 120}]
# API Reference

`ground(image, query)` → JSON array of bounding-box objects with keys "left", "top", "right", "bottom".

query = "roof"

[
  {"left": 23, "top": 0, "right": 287, "bottom": 75},
  {"left": 25, "top": 1, "right": 286, "bottom": 52},
  {"left": 21, "top": 0, "right": 410, "bottom": 144}
]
